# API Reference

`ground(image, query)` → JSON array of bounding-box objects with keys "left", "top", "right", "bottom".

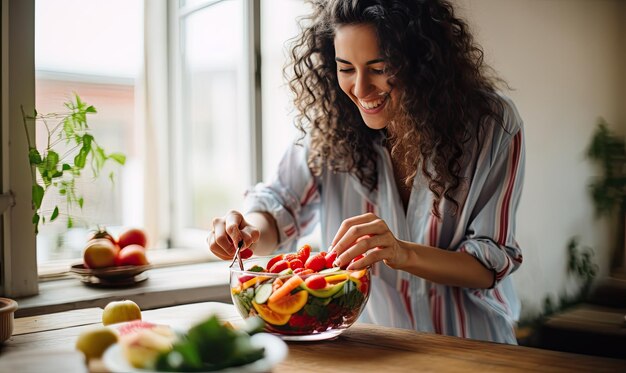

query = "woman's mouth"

[{"left": 357, "top": 93, "right": 389, "bottom": 114}]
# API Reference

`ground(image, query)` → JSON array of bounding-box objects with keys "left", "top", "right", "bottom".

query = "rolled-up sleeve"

[
  {"left": 243, "top": 143, "right": 320, "bottom": 252},
  {"left": 457, "top": 114, "right": 525, "bottom": 287}
]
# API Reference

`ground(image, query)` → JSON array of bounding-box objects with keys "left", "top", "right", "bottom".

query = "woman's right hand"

[{"left": 208, "top": 210, "right": 261, "bottom": 260}]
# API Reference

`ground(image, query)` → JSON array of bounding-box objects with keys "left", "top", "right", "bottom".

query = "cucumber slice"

[
  {"left": 278, "top": 268, "right": 293, "bottom": 276},
  {"left": 301, "top": 280, "right": 346, "bottom": 298},
  {"left": 254, "top": 283, "right": 273, "bottom": 304},
  {"left": 319, "top": 267, "right": 343, "bottom": 274}
]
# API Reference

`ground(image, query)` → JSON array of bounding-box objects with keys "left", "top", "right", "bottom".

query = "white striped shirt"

[{"left": 244, "top": 95, "right": 525, "bottom": 344}]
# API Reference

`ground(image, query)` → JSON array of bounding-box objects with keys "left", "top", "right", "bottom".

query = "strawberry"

[
  {"left": 304, "top": 253, "right": 326, "bottom": 272},
  {"left": 293, "top": 268, "right": 314, "bottom": 276},
  {"left": 325, "top": 251, "right": 338, "bottom": 268},
  {"left": 269, "top": 259, "right": 289, "bottom": 273},
  {"left": 304, "top": 275, "right": 327, "bottom": 290},
  {"left": 266, "top": 254, "right": 284, "bottom": 271},
  {"left": 288, "top": 258, "right": 303, "bottom": 270},
  {"left": 296, "top": 244, "right": 311, "bottom": 263}
]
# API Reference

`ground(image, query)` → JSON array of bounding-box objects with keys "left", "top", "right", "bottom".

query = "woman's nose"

[{"left": 352, "top": 72, "right": 373, "bottom": 98}]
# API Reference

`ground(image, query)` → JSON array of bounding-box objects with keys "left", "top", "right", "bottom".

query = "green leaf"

[
  {"left": 46, "top": 150, "right": 59, "bottom": 171},
  {"left": 109, "top": 152, "right": 126, "bottom": 165},
  {"left": 67, "top": 216, "right": 73, "bottom": 228},
  {"left": 32, "top": 184, "right": 44, "bottom": 209},
  {"left": 85, "top": 105, "right": 97, "bottom": 113},
  {"left": 74, "top": 148, "right": 88, "bottom": 168},
  {"left": 28, "top": 148, "right": 42, "bottom": 165},
  {"left": 50, "top": 206, "right": 59, "bottom": 221},
  {"left": 78, "top": 197, "right": 84, "bottom": 208},
  {"left": 62, "top": 163, "right": 71, "bottom": 171}
]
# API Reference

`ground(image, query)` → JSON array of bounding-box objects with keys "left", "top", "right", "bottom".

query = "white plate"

[{"left": 102, "top": 332, "right": 288, "bottom": 373}]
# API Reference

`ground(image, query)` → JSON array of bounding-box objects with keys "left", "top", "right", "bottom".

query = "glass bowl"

[{"left": 230, "top": 255, "right": 371, "bottom": 341}]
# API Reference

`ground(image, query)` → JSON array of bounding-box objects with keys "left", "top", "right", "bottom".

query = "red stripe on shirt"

[
  {"left": 498, "top": 132, "right": 522, "bottom": 245},
  {"left": 400, "top": 279, "right": 415, "bottom": 328},
  {"left": 300, "top": 182, "right": 317, "bottom": 206}
]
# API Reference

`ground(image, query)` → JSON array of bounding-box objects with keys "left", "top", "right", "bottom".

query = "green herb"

[
  {"left": 247, "top": 265, "right": 265, "bottom": 272},
  {"left": 154, "top": 315, "right": 265, "bottom": 372},
  {"left": 22, "top": 93, "right": 126, "bottom": 233}
]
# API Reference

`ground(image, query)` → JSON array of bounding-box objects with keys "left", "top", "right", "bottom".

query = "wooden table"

[{"left": 1, "top": 302, "right": 625, "bottom": 372}]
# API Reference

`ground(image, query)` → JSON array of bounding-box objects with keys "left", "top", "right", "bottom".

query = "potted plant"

[
  {"left": 22, "top": 94, "right": 125, "bottom": 233},
  {"left": 586, "top": 118, "right": 626, "bottom": 276}
]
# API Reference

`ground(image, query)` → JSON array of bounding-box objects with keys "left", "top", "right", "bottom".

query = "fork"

[{"left": 229, "top": 240, "right": 245, "bottom": 270}]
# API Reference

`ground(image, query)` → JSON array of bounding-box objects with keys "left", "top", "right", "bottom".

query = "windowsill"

[{"left": 14, "top": 260, "right": 233, "bottom": 318}]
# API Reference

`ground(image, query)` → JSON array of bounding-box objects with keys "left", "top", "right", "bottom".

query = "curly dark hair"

[{"left": 286, "top": 0, "right": 505, "bottom": 217}]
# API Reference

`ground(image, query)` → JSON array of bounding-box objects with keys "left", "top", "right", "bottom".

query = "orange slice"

[
  {"left": 268, "top": 289, "right": 308, "bottom": 315},
  {"left": 252, "top": 301, "right": 291, "bottom": 325}
]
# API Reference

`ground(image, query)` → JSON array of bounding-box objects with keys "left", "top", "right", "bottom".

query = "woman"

[{"left": 209, "top": 0, "right": 524, "bottom": 344}]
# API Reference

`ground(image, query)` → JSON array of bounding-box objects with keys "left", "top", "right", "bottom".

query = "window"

[
  {"left": 3, "top": 0, "right": 312, "bottom": 294},
  {"left": 34, "top": 0, "right": 144, "bottom": 263}
]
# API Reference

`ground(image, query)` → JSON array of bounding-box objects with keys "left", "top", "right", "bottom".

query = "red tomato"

[
  {"left": 266, "top": 254, "right": 284, "bottom": 271},
  {"left": 115, "top": 244, "right": 149, "bottom": 266},
  {"left": 269, "top": 259, "right": 289, "bottom": 273},
  {"left": 296, "top": 244, "right": 311, "bottom": 263},
  {"left": 325, "top": 251, "right": 338, "bottom": 268},
  {"left": 288, "top": 258, "right": 303, "bottom": 270},
  {"left": 304, "top": 253, "right": 326, "bottom": 272},
  {"left": 304, "top": 275, "right": 327, "bottom": 290},
  {"left": 118, "top": 228, "right": 148, "bottom": 249}
]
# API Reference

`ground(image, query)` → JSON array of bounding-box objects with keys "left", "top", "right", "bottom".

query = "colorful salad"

[{"left": 230, "top": 245, "right": 371, "bottom": 338}]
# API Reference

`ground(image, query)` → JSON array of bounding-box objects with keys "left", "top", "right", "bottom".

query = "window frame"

[
  {"left": 1, "top": 0, "right": 38, "bottom": 297},
  {"left": 168, "top": 0, "right": 263, "bottom": 249}
]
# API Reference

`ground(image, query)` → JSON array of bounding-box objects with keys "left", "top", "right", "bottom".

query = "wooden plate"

[{"left": 70, "top": 263, "right": 151, "bottom": 287}]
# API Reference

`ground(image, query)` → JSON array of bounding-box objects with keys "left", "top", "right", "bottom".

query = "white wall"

[{"left": 455, "top": 0, "right": 626, "bottom": 317}]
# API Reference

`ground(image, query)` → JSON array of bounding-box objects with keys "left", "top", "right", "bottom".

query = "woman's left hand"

[{"left": 330, "top": 213, "right": 407, "bottom": 270}]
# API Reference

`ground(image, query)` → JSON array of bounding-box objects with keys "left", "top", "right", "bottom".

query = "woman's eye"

[
  {"left": 338, "top": 68, "right": 354, "bottom": 73},
  {"left": 371, "top": 68, "right": 385, "bottom": 75}
]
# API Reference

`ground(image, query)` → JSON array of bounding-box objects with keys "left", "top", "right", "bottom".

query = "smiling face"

[{"left": 334, "top": 23, "right": 396, "bottom": 130}]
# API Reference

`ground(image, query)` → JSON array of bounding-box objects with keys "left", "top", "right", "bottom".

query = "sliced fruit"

[
  {"left": 254, "top": 283, "right": 273, "bottom": 304},
  {"left": 319, "top": 267, "right": 342, "bottom": 274},
  {"left": 252, "top": 301, "right": 291, "bottom": 325},
  {"left": 304, "top": 253, "right": 326, "bottom": 272},
  {"left": 296, "top": 244, "right": 311, "bottom": 263},
  {"left": 278, "top": 268, "right": 293, "bottom": 276},
  {"left": 324, "top": 251, "right": 338, "bottom": 268},
  {"left": 266, "top": 254, "right": 284, "bottom": 271},
  {"left": 268, "top": 290, "right": 308, "bottom": 315},
  {"left": 268, "top": 275, "right": 303, "bottom": 303},
  {"left": 288, "top": 258, "right": 303, "bottom": 270},
  {"left": 301, "top": 280, "right": 346, "bottom": 298},
  {"left": 324, "top": 273, "right": 349, "bottom": 284},
  {"left": 241, "top": 275, "right": 271, "bottom": 291},
  {"left": 304, "top": 274, "right": 327, "bottom": 290},
  {"left": 269, "top": 260, "right": 289, "bottom": 273}
]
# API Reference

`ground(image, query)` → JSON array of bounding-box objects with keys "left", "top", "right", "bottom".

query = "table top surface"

[{"left": 1, "top": 301, "right": 625, "bottom": 373}]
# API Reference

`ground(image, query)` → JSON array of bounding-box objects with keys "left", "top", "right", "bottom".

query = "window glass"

[
  {"left": 261, "top": 0, "right": 311, "bottom": 180},
  {"left": 35, "top": 0, "right": 143, "bottom": 262},
  {"left": 172, "top": 0, "right": 249, "bottom": 246}
]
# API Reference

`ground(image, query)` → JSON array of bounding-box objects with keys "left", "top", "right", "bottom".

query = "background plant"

[
  {"left": 22, "top": 94, "right": 126, "bottom": 233},
  {"left": 586, "top": 118, "right": 626, "bottom": 269}
]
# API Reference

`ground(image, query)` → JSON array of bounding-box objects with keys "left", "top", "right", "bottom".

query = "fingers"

[
  {"left": 330, "top": 212, "right": 377, "bottom": 248},
  {"left": 332, "top": 214, "right": 386, "bottom": 256},
  {"left": 208, "top": 211, "right": 261, "bottom": 260}
]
